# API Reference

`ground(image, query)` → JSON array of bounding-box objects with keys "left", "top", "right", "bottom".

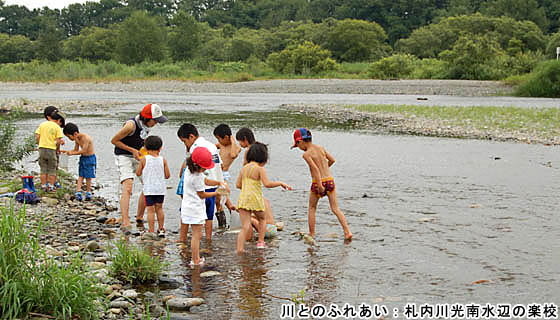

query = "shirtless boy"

[
  {"left": 62, "top": 122, "right": 96, "bottom": 201},
  {"left": 213, "top": 124, "right": 240, "bottom": 227},
  {"left": 292, "top": 128, "right": 352, "bottom": 240}
]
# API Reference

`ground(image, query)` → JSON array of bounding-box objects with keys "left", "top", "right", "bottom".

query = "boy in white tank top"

[{"left": 136, "top": 136, "right": 171, "bottom": 237}]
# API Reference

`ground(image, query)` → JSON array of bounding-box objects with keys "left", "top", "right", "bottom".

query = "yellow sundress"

[{"left": 237, "top": 164, "right": 266, "bottom": 211}]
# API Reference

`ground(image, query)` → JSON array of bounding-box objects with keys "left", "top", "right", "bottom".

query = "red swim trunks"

[{"left": 310, "top": 177, "right": 335, "bottom": 197}]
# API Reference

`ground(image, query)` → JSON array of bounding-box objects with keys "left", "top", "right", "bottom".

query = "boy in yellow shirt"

[{"left": 35, "top": 110, "right": 64, "bottom": 192}]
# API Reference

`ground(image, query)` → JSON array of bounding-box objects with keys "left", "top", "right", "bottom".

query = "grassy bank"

[
  {"left": 347, "top": 104, "right": 560, "bottom": 143},
  {"left": 0, "top": 60, "right": 370, "bottom": 82}
]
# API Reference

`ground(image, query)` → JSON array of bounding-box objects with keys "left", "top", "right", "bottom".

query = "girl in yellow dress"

[{"left": 236, "top": 142, "right": 292, "bottom": 253}]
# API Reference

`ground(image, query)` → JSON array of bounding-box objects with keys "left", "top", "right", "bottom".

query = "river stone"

[
  {"left": 110, "top": 300, "right": 131, "bottom": 309},
  {"left": 0, "top": 186, "right": 9, "bottom": 193},
  {"left": 158, "top": 277, "right": 182, "bottom": 290},
  {"left": 88, "top": 262, "right": 106, "bottom": 269},
  {"left": 86, "top": 240, "right": 101, "bottom": 251},
  {"left": 96, "top": 216, "right": 108, "bottom": 223},
  {"left": 67, "top": 246, "right": 80, "bottom": 253},
  {"left": 200, "top": 271, "right": 221, "bottom": 278},
  {"left": 166, "top": 297, "right": 205, "bottom": 310},
  {"left": 122, "top": 289, "right": 138, "bottom": 299},
  {"left": 42, "top": 197, "right": 59, "bottom": 206},
  {"left": 94, "top": 256, "right": 107, "bottom": 263},
  {"left": 109, "top": 308, "right": 121, "bottom": 315},
  {"left": 45, "top": 245, "right": 62, "bottom": 257}
]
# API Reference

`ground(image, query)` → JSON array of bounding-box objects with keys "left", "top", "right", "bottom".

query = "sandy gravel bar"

[{"left": 0, "top": 79, "right": 513, "bottom": 96}]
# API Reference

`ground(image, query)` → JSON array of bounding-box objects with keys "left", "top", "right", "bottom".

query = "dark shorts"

[
  {"left": 39, "top": 148, "right": 58, "bottom": 175},
  {"left": 205, "top": 188, "right": 217, "bottom": 220},
  {"left": 311, "top": 177, "right": 335, "bottom": 197},
  {"left": 79, "top": 154, "right": 97, "bottom": 179},
  {"left": 145, "top": 195, "right": 165, "bottom": 206}
]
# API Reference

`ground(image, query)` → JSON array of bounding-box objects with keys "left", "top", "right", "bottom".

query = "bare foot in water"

[{"left": 344, "top": 232, "right": 353, "bottom": 242}]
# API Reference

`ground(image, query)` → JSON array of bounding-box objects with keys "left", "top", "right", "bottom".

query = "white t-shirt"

[
  {"left": 190, "top": 137, "right": 223, "bottom": 188},
  {"left": 180, "top": 169, "right": 206, "bottom": 224},
  {"left": 142, "top": 155, "right": 166, "bottom": 195}
]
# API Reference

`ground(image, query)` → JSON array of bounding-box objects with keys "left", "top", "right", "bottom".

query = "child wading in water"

[
  {"left": 214, "top": 124, "right": 240, "bottom": 227},
  {"left": 180, "top": 147, "right": 228, "bottom": 266},
  {"left": 62, "top": 123, "right": 96, "bottom": 201},
  {"left": 136, "top": 136, "right": 171, "bottom": 237},
  {"left": 236, "top": 142, "right": 292, "bottom": 253},
  {"left": 292, "top": 128, "right": 352, "bottom": 241}
]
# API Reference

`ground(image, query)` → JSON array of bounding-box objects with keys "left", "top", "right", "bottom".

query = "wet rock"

[
  {"left": 166, "top": 297, "right": 205, "bottom": 311},
  {"left": 86, "top": 240, "right": 101, "bottom": 252},
  {"left": 158, "top": 277, "right": 182, "bottom": 290},
  {"left": 96, "top": 216, "right": 109, "bottom": 224},
  {"left": 110, "top": 299, "right": 131, "bottom": 309},
  {"left": 122, "top": 289, "right": 138, "bottom": 299},
  {"left": 200, "top": 271, "right": 221, "bottom": 278},
  {"left": 42, "top": 197, "right": 59, "bottom": 206}
]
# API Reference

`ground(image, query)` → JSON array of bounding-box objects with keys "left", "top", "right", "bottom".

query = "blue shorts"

[
  {"left": 145, "top": 195, "right": 164, "bottom": 206},
  {"left": 176, "top": 167, "right": 185, "bottom": 196},
  {"left": 205, "top": 188, "right": 217, "bottom": 220},
  {"left": 79, "top": 155, "right": 97, "bottom": 179}
]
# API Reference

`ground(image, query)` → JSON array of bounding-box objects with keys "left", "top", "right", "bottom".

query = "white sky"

[{"left": 3, "top": 0, "right": 99, "bottom": 10}]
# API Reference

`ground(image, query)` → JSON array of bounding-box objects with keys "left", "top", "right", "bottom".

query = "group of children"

[{"left": 35, "top": 106, "right": 352, "bottom": 268}]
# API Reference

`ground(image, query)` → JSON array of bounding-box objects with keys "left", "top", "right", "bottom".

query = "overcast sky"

[{"left": 3, "top": 0, "right": 98, "bottom": 9}]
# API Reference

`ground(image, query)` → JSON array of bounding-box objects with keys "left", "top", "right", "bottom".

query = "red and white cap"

[
  {"left": 191, "top": 147, "right": 215, "bottom": 169},
  {"left": 140, "top": 103, "right": 167, "bottom": 123}
]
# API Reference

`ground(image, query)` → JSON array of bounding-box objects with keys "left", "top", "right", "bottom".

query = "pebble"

[
  {"left": 88, "top": 262, "right": 106, "bottom": 269},
  {"left": 122, "top": 289, "right": 138, "bottom": 299},
  {"left": 200, "top": 271, "right": 221, "bottom": 278},
  {"left": 42, "top": 197, "right": 59, "bottom": 206},
  {"left": 94, "top": 256, "right": 107, "bottom": 263},
  {"left": 67, "top": 246, "right": 80, "bottom": 253},
  {"left": 166, "top": 297, "right": 205, "bottom": 310},
  {"left": 86, "top": 240, "right": 101, "bottom": 251},
  {"left": 109, "top": 308, "right": 121, "bottom": 315},
  {"left": 110, "top": 300, "right": 131, "bottom": 309}
]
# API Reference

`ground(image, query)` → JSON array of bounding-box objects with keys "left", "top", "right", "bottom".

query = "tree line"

[{"left": 1, "top": 0, "right": 560, "bottom": 80}]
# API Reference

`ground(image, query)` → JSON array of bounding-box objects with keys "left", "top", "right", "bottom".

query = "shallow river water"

[{"left": 16, "top": 93, "right": 560, "bottom": 319}]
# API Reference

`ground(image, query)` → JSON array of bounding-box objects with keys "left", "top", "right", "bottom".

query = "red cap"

[
  {"left": 291, "top": 128, "right": 312, "bottom": 148},
  {"left": 140, "top": 103, "right": 167, "bottom": 123},
  {"left": 191, "top": 147, "right": 215, "bottom": 169}
]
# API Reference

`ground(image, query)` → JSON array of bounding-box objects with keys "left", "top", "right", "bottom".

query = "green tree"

[
  {"left": 546, "top": 31, "right": 560, "bottom": 59},
  {"left": 323, "top": 19, "right": 391, "bottom": 62},
  {"left": 115, "top": 11, "right": 166, "bottom": 64},
  {"left": 63, "top": 26, "right": 117, "bottom": 61},
  {"left": 0, "top": 33, "right": 33, "bottom": 63},
  {"left": 481, "top": 0, "right": 548, "bottom": 31},
  {"left": 267, "top": 41, "right": 337, "bottom": 74},
  {"left": 35, "top": 17, "right": 64, "bottom": 62},
  {"left": 168, "top": 11, "right": 203, "bottom": 61}
]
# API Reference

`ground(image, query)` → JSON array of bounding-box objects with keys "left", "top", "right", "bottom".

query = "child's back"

[
  {"left": 304, "top": 144, "right": 333, "bottom": 180},
  {"left": 143, "top": 154, "right": 166, "bottom": 195}
]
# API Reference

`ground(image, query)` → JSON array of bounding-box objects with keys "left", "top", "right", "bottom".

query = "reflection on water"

[{"left": 16, "top": 108, "right": 560, "bottom": 318}]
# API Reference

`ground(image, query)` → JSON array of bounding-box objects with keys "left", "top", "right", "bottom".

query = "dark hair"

[
  {"left": 43, "top": 106, "right": 58, "bottom": 120},
  {"left": 177, "top": 123, "right": 199, "bottom": 139},
  {"left": 144, "top": 135, "right": 163, "bottom": 151},
  {"left": 236, "top": 127, "right": 255, "bottom": 144},
  {"left": 246, "top": 142, "right": 268, "bottom": 164},
  {"left": 63, "top": 122, "right": 79, "bottom": 136},
  {"left": 303, "top": 137, "right": 312, "bottom": 143},
  {"left": 213, "top": 124, "right": 232, "bottom": 139},
  {"left": 50, "top": 111, "right": 65, "bottom": 128},
  {"left": 187, "top": 156, "right": 203, "bottom": 173}
]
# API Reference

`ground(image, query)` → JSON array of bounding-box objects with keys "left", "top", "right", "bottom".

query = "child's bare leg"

[
  {"left": 77, "top": 177, "right": 84, "bottom": 192},
  {"left": 216, "top": 194, "right": 223, "bottom": 211},
  {"left": 40, "top": 173, "right": 47, "bottom": 186},
  {"left": 155, "top": 203, "right": 164, "bottom": 231},
  {"left": 146, "top": 205, "right": 156, "bottom": 233},
  {"left": 191, "top": 224, "right": 202, "bottom": 264},
  {"left": 178, "top": 223, "right": 189, "bottom": 243},
  {"left": 247, "top": 216, "right": 258, "bottom": 241},
  {"left": 237, "top": 209, "right": 251, "bottom": 254},
  {"left": 327, "top": 190, "right": 352, "bottom": 240},
  {"left": 255, "top": 211, "right": 266, "bottom": 243},
  {"left": 308, "top": 193, "right": 320, "bottom": 238},
  {"left": 85, "top": 178, "right": 92, "bottom": 193},
  {"left": 48, "top": 174, "right": 56, "bottom": 186},
  {"left": 205, "top": 220, "right": 212, "bottom": 241},
  {"left": 225, "top": 197, "right": 235, "bottom": 211}
]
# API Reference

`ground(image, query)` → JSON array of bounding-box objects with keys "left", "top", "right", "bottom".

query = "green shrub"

[
  {"left": 267, "top": 41, "right": 337, "bottom": 75},
  {"left": 109, "top": 239, "right": 165, "bottom": 284},
  {"left": 515, "top": 60, "right": 560, "bottom": 97},
  {"left": 0, "top": 205, "right": 101, "bottom": 319},
  {"left": 368, "top": 54, "right": 417, "bottom": 79},
  {"left": 0, "top": 111, "right": 36, "bottom": 170},
  {"left": 410, "top": 58, "right": 449, "bottom": 79}
]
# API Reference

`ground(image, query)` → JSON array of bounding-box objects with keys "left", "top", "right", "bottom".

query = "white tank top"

[{"left": 142, "top": 155, "right": 166, "bottom": 195}]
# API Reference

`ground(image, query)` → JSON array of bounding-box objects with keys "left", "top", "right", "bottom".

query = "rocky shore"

[
  {"left": 283, "top": 104, "right": 560, "bottom": 145},
  {"left": 1, "top": 171, "right": 205, "bottom": 319}
]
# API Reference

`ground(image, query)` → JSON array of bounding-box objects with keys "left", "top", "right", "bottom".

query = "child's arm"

[
  {"left": 259, "top": 167, "right": 292, "bottom": 190},
  {"left": 136, "top": 157, "right": 146, "bottom": 176},
  {"left": 196, "top": 190, "right": 218, "bottom": 199},
  {"left": 204, "top": 178, "right": 230, "bottom": 194},
  {"left": 230, "top": 136, "right": 241, "bottom": 159},
  {"left": 163, "top": 158, "right": 171, "bottom": 179},
  {"left": 35, "top": 133, "right": 40, "bottom": 145},
  {"left": 55, "top": 137, "right": 64, "bottom": 148},
  {"left": 179, "top": 160, "right": 186, "bottom": 178},
  {"left": 236, "top": 169, "right": 243, "bottom": 189},
  {"left": 111, "top": 121, "right": 140, "bottom": 160},
  {"left": 66, "top": 139, "right": 88, "bottom": 155},
  {"left": 325, "top": 150, "right": 336, "bottom": 167}
]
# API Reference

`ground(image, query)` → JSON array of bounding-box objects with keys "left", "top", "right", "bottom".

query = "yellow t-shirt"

[{"left": 35, "top": 120, "right": 63, "bottom": 150}]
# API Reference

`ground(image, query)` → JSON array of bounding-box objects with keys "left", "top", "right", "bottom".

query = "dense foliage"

[{"left": 0, "top": 0, "right": 559, "bottom": 83}]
